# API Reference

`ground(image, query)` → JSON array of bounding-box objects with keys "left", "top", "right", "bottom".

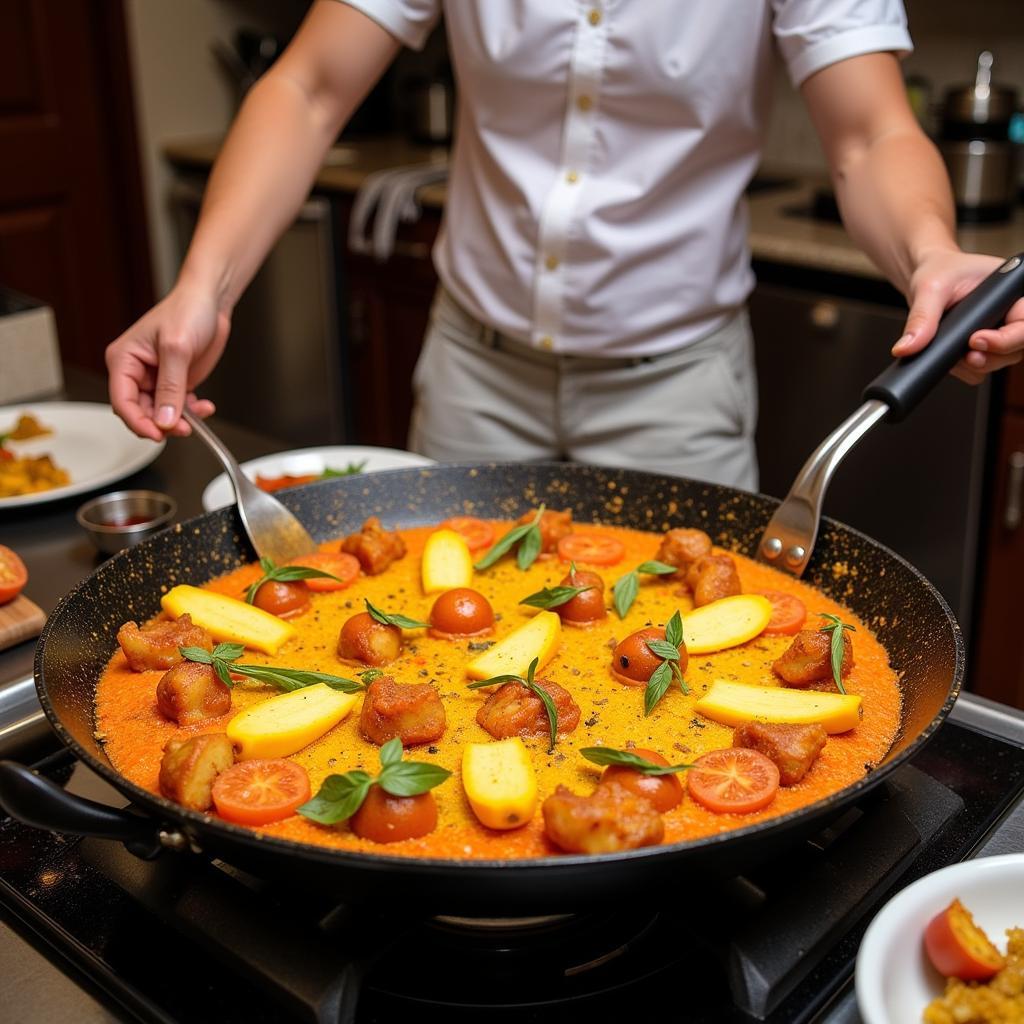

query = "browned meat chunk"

[
  {"left": 542, "top": 781, "right": 664, "bottom": 854},
  {"left": 655, "top": 528, "right": 712, "bottom": 577},
  {"left": 475, "top": 677, "right": 581, "bottom": 740},
  {"left": 117, "top": 613, "right": 213, "bottom": 672},
  {"left": 517, "top": 508, "right": 572, "bottom": 554},
  {"left": 773, "top": 629, "right": 853, "bottom": 687},
  {"left": 360, "top": 676, "right": 446, "bottom": 746},
  {"left": 341, "top": 516, "right": 406, "bottom": 575},
  {"left": 733, "top": 721, "right": 827, "bottom": 785},
  {"left": 156, "top": 661, "right": 232, "bottom": 725},
  {"left": 685, "top": 553, "right": 741, "bottom": 607},
  {"left": 158, "top": 733, "right": 234, "bottom": 811}
]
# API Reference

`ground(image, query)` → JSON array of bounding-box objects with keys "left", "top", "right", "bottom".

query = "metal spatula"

[
  {"left": 183, "top": 411, "right": 317, "bottom": 564},
  {"left": 758, "top": 253, "right": 1024, "bottom": 577}
]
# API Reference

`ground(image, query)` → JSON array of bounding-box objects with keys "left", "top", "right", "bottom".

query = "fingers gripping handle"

[{"left": 864, "top": 254, "right": 1024, "bottom": 422}]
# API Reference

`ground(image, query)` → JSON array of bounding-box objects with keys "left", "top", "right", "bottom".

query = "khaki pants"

[{"left": 409, "top": 288, "right": 759, "bottom": 490}]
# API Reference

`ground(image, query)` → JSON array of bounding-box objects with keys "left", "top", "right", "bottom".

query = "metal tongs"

[{"left": 758, "top": 253, "right": 1024, "bottom": 576}]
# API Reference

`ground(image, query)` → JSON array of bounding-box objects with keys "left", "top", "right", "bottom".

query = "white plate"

[
  {"left": 0, "top": 402, "right": 165, "bottom": 510},
  {"left": 201, "top": 445, "right": 436, "bottom": 511},
  {"left": 856, "top": 853, "right": 1024, "bottom": 1024}
]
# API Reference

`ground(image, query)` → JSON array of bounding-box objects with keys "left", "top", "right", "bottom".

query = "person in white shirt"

[{"left": 107, "top": 0, "right": 1024, "bottom": 489}]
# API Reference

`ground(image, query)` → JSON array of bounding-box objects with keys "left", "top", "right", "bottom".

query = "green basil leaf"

[
  {"left": 646, "top": 639, "right": 680, "bottom": 661},
  {"left": 378, "top": 760, "right": 452, "bottom": 797},
  {"left": 612, "top": 570, "right": 639, "bottom": 618},
  {"left": 644, "top": 661, "right": 673, "bottom": 717},
  {"left": 212, "top": 658, "right": 235, "bottom": 689},
  {"left": 212, "top": 642, "right": 244, "bottom": 662},
  {"left": 232, "top": 664, "right": 365, "bottom": 693},
  {"left": 520, "top": 584, "right": 595, "bottom": 610},
  {"left": 297, "top": 771, "right": 373, "bottom": 825},
  {"left": 378, "top": 737, "right": 404, "bottom": 768},
  {"left": 516, "top": 524, "right": 542, "bottom": 570},
  {"left": 818, "top": 613, "right": 854, "bottom": 696},
  {"left": 259, "top": 557, "right": 275, "bottom": 575},
  {"left": 364, "top": 599, "right": 430, "bottom": 631},
  {"left": 636, "top": 560, "right": 678, "bottom": 576},
  {"left": 180, "top": 645, "right": 213, "bottom": 664},
  {"left": 271, "top": 566, "right": 342, "bottom": 584},
  {"left": 525, "top": 677, "right": 559, "bottom": 752},
  {"left": 360, "top": 668, "right": 384, "bottom": 684},
  {"left": 579, "top": 747, "right": 692, "bottom": 775},
  {"left": 466, "top": 674, "right": 523, "bottom": 690},
  {"left": 672, "top": 660, "right": 690, "bottom": 695},
  {"left": 665, "top": 610, "right": 684, "bottom": 649},
  {"left": 473, "top": 521, "right": 533, "bottom": 570},
  {"left": 321, "top": 461, "right": 366, "bottom": 478}
]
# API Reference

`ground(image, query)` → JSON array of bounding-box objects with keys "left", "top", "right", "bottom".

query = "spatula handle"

[{"left": 864, "top": 253, "right": 1024, "bottom": 421}]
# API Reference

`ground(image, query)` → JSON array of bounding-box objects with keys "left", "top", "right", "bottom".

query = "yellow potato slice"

[
  {"left": 227, "top": 683, "right": 357, "bottom": 760},
  {"left": 694, "top": 680, "right": 862, "bottom": 734},
  {"left": 462, "top": 738, "right": 537, "bottom": 830},
  {"left": 683, "top": 594, "right": 773, "bottom": 654},
  {"left": 422, "top": 528, "right": 474, "bottom": 594},
  {"left": 465, "top": 610, "right": 560, "bottom": 680},
  {"left": 161, "top": 584, "right": 295, "bottom": 655}
]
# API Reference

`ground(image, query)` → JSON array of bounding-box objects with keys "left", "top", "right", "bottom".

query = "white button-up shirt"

[{"left": 342, "top": 0, "right": 912, "bottom": 357}]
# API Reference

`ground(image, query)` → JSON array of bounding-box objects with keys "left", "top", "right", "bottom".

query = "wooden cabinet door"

[
  {"left": 0, "top": 0, "right": 152, "bottom": 371},
  {"left": 973, "top": 411, "right": 1024, "bottom": 707}
]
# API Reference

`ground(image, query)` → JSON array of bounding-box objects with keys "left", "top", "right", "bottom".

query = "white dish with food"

[
  {"left": 856, "top": 852, "right": 1024, "bottom": 1024},
  {"left": 201, "top": 445, "right": 436, "bottom": 511},
  {"left": 0, "top": 402, "right": 165, "bottom": 509}
]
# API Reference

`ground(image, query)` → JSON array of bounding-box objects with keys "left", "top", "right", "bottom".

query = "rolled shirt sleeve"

[
  {"left": 772, "top": 0, "right": 913, "bottom": 87},
  {"left": 337, "top": 0, "right": 441, "bottom": 51}
]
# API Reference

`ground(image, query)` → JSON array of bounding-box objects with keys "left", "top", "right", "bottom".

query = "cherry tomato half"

[
  {"left": 759, "top": 591, "right": 807, "bottom": 636},
  {"left": 289, "top": 551, "right": 361, "bottom": 592},
  {"left": 429, "top": 587, "right": 494, "bottom": 638},
  {"left": 212, "top": 759, "right": 311, "bottom": 826},
  {"left": 558, "top": 568, "right": 606, "bottom": 625},
  {"left": 603, "top": 748, "right": 683, "bottom": 812},
  {"left": 610, "top": 627, "right": 666, "bottom": 686},
  {"left": 557, "top": 533, "right": 626, "bottom": 566},
  {"left": 924, "top": 899, "right": 1006, "bottom": 980},
  {"left": 252, "top": 579, "right": 310, "bottom": 619},
  {"left": 440, "top": 516, "right": 495, "bottom": 553},
  {"left": 687, "top": 748, "right": 780, "bottom": 814},
  {"left": 0, "top": 545, "right": 28, "bottom": 606},
  {"left": 337, "top": 612, "right": 402, "bottom": 665},
  {"left": 350, "top": 784, "right": 438, "bottom": 843}
]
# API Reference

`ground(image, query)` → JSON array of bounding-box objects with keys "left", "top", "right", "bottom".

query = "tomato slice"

[
  {"left": 759, "top": 590, "right": 807, "bottom": 636},
  {"left": 556, "top": 533, "right": 626, "bottom": 566},
  {"left": 289, "top": 552, "right": 360, "bottom": 592},
  {"left": 440, "top": 516, "right": 495, "bottom": 553},
  {"left": 924, "top": 899, "right": 1006, "bottom": 980},
  {"left": 0, "top": 545, "right": 28, "bottom": 606},
  {"left": 687, "top": 748, "right": 780, "bottom": 814},
  {"left": 211, "top": 759, "right": 311, "bottom": 826}
]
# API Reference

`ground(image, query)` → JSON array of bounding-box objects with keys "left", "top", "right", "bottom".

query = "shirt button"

[
  {"left": 577, "top": 94, "right": 593, "bottom": 112},
  {"left": 588, "top": 9, "right": 602, "bottom": 26},
  {"left": 566, "top": 170, "right": 580, "bottom": 184},
  {"left": 538, "top": 336, "right": 554, "bottom": 351},
  {"left": 545, "top": 255, "right": 559, "bottom": 271}
]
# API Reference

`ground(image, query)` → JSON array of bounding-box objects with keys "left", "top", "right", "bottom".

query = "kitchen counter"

[{"left": 163, "top": 135, "right": 1024, "bottom": 280}]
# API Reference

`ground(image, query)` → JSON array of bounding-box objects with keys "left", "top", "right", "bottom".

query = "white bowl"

[
  {"left": 201, "top": 445, "right": 436, "bottom": 511},
  {"left": 856, "top": 853, "right": 1024, "bottom": 1024}
]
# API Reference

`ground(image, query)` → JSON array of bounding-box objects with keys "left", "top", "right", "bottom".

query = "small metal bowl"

[{"left": 76, "top": 490, "right": 177, "bottom": 556}]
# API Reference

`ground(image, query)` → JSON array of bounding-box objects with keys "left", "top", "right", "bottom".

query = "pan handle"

[
  {"left": 864, "top": 253, "right": 1024, "bottom": 422},
  {"left": 0, "top": 760, "right": 175, "bottom": 860}
]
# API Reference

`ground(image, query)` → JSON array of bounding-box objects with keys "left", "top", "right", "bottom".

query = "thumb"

[
  {"left": 893, "top": 282, "right": 947, "bottom": 357},
  {"left": 153, "top": 335, "right": 192, "bottom": 431}
]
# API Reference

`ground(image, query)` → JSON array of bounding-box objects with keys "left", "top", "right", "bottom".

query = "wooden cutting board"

[{"left": 0, "top": 594, "right": 46, "bottom": 651}]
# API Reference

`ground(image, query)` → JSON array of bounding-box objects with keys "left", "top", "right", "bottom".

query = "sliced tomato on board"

[
  {"left": 212, "top": 759, "right": 311, "bottom": 826},
  {"left": 758, "top": 590, "right": 807, "bottom": 636},
  {"left": 924, "top": 899, "right": 1006, "bottom": 980},
  {"left": 289, "top": 551, "right": 361, "bottom": 592},
  {"left": 440, "top": 516, "right": 496, "bottom": 553},
  {"left": 556, "top": 533, "right": 626, "bottom": 566},
  {"left": 0, "top": 545, "right": 28, "bottom": 606},
  {"left": 687, "top": 748, "right": 780, "bottom": 814}
]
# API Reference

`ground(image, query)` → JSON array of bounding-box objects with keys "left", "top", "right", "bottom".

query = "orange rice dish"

[{"left": 94, "top": 520, "right": 903, "bottom": 859}]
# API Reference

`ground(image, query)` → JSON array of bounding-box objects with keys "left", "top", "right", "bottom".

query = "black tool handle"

[
  {"left": 0, "top": 759, "right": 166, "bottom": 859},
  {"left": 864, "top": 253, "right": 1024, "bottom": 421}
]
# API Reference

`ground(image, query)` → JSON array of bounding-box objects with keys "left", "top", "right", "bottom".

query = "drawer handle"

[{"left": 1005, "top": 451, "right": 1024, "bottom": 531}]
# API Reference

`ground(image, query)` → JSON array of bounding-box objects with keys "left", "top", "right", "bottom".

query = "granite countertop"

[{"left": 163, "top": 135, "right": 1024, "bottom": 281}]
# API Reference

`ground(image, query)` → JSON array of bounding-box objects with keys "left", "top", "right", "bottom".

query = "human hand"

[
  {"left": 892, "top": 250, "right": 1024, "bottom": 384},
  {"left": 106, "top": 281, "right": 231, "bottom": 440}
]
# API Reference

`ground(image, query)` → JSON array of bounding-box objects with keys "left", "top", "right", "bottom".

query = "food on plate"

[
  {"left": 522, "top": 565, "right": 607, "bottom": 626},
  {"left": 227, "top": 683, "right": 358, "bottom": 760},
  {"left": 161, "top": 585, "right": 295, "bottom": 654},
  {"left": 685, "top": 552, "right": 742, "bottom": 607},
  {"left": 421, "top": 528, "right": 474, "bottom": 593},
  {"left": 95, "top": 518, "right": 901, "bottom": 856},
  {"left": 695, "top": 680, "right": 863, "bottom": 733},
  {"left": 117, "top": 613, "right": 213, "bottom": 671},
  {"left": 774, "top": 624, "right": 854, "bottom": 688},
  {"left": 731, "top": 721, "right": 827, "bottom": 786},
  {"left": 687, "top": 747, "right": 780, "bottom": 814},
  {"left": 158, "top": 733, "right": 235, "bottom": 811},
  {"left": 0, "top": 414, "right": 70, "bottom": 498},
  {"left": 211, "top": 758, "right": 312, "bottom": 825},
  {"left": 923, "top": 903, "right": 1023, "bottom": 1024},
  {"left": 462, "top": 738, "right": 538, "bottom": 829},
  {"left": 156, "top": 660, "right": 232, "bottom": 725},
  {"left": 654, "top": 527, "right": 713, "bottom": 578},
  {"left": 543, "top": 781, "right": 664, "bottom": 853},
  {"left": 464, "top": 609, "right": 561, "bottom": 680},
  {"left": 0, "top": 545, "right": 29, "bottom": 606},
  {"left": 359, "top": 675, "right": 446, "bottom": 746},
  {"left": 4, "top": 412, "right": 52, "bottom": 441},
  {"left": 254, "top": 461, "right": 366, "bottom": 493},
  {"left": 342, "top": 516, "right": 406, "bottom": 575}
]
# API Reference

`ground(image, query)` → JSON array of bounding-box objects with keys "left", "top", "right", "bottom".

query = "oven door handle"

[{"left": 0, "top": 760, "right": 177, "bottom": 860}]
